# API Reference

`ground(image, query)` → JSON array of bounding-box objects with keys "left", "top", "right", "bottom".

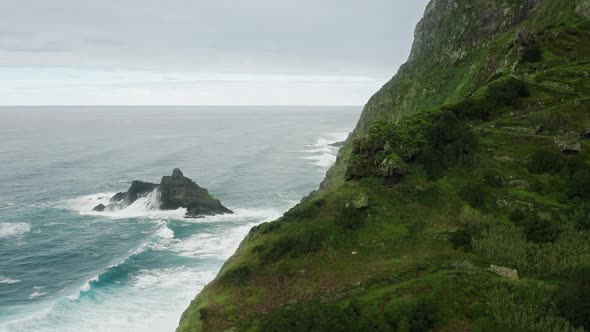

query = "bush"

[
  {"left": 448, "top": 77, "right": 529, "bottom": 121},
  {"left": 520, "top": 214, "right": 561, "bottom": 244},
  {"left": 420, "top": 112, "right": 479, "bottom": 178},
  {"left": 337, "top": 204, "right": 368, "bottom": 230},
  {"left": 570, "top": 203, "right": 590, "bottom": 231},
  {"left": 486, "top": 77, "right": 530, "bottom": 107},
  {"left": 568, "top": 169, "right": 590, "bottom": 199},
  {"left": 509, "top": 208, "right": 526, "bottom": 222},
  {"left": 557, "top": 267, "right": 590, "bottom": 330},
  {"left": 528, "top": 149, "right": 564, "bottom": 174},
  {"left": 460, "top": 182, "right": 486, "bottom": 208},
  {"left": 521, "top": 44, "right": 543, "bottom": 63},
  {"left": 450, "top": 229, "right": 472, "bottom": 250},
  {"left": 483, "top": 169, "right": 504, "bottom": 187}
]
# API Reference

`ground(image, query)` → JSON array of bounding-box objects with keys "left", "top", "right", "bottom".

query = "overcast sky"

[{"left": 0, "top": 0, "right": 428, "bottom": 106}]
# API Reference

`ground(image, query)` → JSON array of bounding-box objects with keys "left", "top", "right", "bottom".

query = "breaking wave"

[
  {"left": 0, "top": 222, "right": 31, "bottom": 239},
  {"left": 300, "top": 132, "right": 349, "bottom": 168},
  {"left": 65, "top": 189, "right": 186, "bottom": 219}
]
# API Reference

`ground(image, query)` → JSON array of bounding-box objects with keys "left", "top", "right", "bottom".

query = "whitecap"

[
  {"left": 173, "top": 222, "right": 258, "bottom": 259},
  {"left": 130, "top": 267, "right": 216, "bottom": 290},
  {"left": 303, "top": 153, "right": 337, "bottom": 168},
  {"left": 0, "top": 276, "right": 21, "bottom": 284},
  {"left": 311, "top": 132, "right": 350, "bottom": 147},
  {"left": 299, "top": 131, "right": 349, "bottom": 168},
  {"left": 80, "top": 276, "right": 99, "bottom": 292},
  {"left": 0, "top": 222, "right": 31, "bottom": 239},
  {"left": 181, "top": 207, "right": 281, "bottom": 224},
  {"left": 155, "top": 224, "right": 174, "bottom": 239},
  {"left": 29, "top": 287, "right": 46, "bottom": 299},
  {"left": 65, "top": 190, "right": 187, "bottom": 220},
  {"left": 29, "top": 291, "right": 45, "bottom": 299}
]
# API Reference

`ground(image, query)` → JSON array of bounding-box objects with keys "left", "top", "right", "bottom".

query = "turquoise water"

[{"left": 0, "top": 106, "right": 360, "bottom": 332}]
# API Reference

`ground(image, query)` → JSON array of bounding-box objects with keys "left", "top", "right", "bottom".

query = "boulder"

[
  {"left": 159, "top": 168, "right": 233, "bottom": 218},
  {"left": 92, "top": 204, "right": 106, "bottom": 212},
  {"left": 109, "top": 192, "right": 126, "bottom": 203},
  {"left": 555, "top": 138, "right": 582, "bottom": 155}
]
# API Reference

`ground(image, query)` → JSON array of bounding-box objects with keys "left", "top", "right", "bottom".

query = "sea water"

[{"left": 0, "top": 106, "right": 360, "bottom": 332}]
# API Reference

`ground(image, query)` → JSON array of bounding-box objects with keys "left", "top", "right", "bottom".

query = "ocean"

[{"left": 0, "top": 106, "right": 360, "bottom": 332}]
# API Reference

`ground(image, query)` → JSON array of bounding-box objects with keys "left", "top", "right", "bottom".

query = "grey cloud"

[{"left": 0, "top": 0, "right": 428, "bottom": 77}]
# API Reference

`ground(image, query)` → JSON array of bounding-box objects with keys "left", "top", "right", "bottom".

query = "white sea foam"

[
  {"left": 180, "top": 207, "right": 281, "bottom": 224},
  {"left": 29, "top": 287, "right": 46, "bottom": 300},
  {"left": 80, "top": 276, "right": 99, "bottom": 292},
  {"left": 173, "top": 222, "right": 258, "bottom": 259},
  {"left": 0, "top": 222, "right": 31, "bottom": 239},
  {"left": 66, "top": 190, "right": 187, "bottom": 220},
  {"left": 0, "top": 276, "right": 21, "bottom": 284},
  {"left": 28, "top": 291, "right": 46, "bottom": 299},
  {"left": 303, "top": 153, "right": 337, "bottom": 168},
  {"left": 299, "top": 131, "right": 349, "bottom": 168},
  {"left": 130, "top": 267, "right": 216, "bottom": 290},
  {"left": 155, "top": 224, "right": 174, "bottom": 239}
]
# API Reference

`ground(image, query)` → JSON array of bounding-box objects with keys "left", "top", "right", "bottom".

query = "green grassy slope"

[{"left": 178, "top": 0, "right": 590, "bottom": 331}]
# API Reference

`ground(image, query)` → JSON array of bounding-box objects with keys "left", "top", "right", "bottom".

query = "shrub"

[
  {"left": 521, "top": 44, "right": 543, "bottom": 63},
  {"left": 337, "top": 204, "right": 368, "bottom": 230},
  {"left": 568, "top": 169, "right": 590, "bottom": 199},
  {"left": 557, "top": 267, "right": 590, "bottom": 330},
  {"left": 520, "top": 214, "right": 561, "bottom": 244},
  {"left": 483, "top": 169, "right": 504, "bottom": 187},
  {"left": 420, "top": 112, "right": 479, "bottom": 177},
  {"left": 486, "top": 77, "right": 530, "bottom": 107},
  {"left": 448, "top": 77, "right": 529, "bottom": 120},
  {"left": 570, "top": 203, "right": 590, "bottom": 231},
  {"left": 450, "top": 229, "right": 472, "bottom": 250},
  {"left": 528, "top": 149, "right": 564, "bottom": 174},
  {"left": 460, "top": 182, "right": 486, "bottom": 208},
  {"left": 510, "top": 208, "right": 526, "bottom": 222}
]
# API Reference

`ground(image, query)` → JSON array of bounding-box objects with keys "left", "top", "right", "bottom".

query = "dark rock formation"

[
  {"left": 92, "top": 204, "right": 106, "bottom": 212},
  {"left": 127, "top": 181, "right": 159, "bottom": 203},
  {"left": 110, "top": 192, "right": 126, "bottom": 203},
  {"left": 92, "top": 168, "right": 232, "bottom": 218},
  {"left": 160, "top": 168, "right": 233, "bottom": 217}
]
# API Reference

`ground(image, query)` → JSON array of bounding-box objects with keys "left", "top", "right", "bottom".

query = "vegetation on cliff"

[{"left": 179, "top": 0, "right": 590, "bottom": 330}]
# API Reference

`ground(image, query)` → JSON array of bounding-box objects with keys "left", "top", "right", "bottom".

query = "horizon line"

[{"left": 0, "top": 104, "right": 363, "bottom": 108}]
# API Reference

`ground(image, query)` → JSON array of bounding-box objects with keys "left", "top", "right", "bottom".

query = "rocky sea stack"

[{"left": 93, "top": 168, "right": 232, "bottom": 218}]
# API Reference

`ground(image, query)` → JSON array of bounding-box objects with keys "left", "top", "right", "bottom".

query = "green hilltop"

[{"left": 178, "top": 0, "right": 590, "bottom": 330}]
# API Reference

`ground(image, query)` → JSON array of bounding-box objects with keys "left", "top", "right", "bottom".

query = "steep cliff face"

[
  {"left": 322, "top": 0, "right": 585, "bottom": 191},
  {"left": 179, "top": 0, "right": 590, "bottom": 330}
]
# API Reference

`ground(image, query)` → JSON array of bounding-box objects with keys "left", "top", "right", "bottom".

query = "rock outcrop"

[
  {"left": 92, "top": 169, "right": 232, "bottom": 218},
  {"left": 159, "top": 168, "right": 233, "bottom": 217}
]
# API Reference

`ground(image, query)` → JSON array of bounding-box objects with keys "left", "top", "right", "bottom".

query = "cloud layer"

[{"left": 0, "top": 0, "right": 428, "bottom": 105}]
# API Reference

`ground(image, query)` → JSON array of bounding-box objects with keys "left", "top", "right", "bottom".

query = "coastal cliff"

[{"left": 179, "top": 0, "right": 590, "bottom": 330}]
